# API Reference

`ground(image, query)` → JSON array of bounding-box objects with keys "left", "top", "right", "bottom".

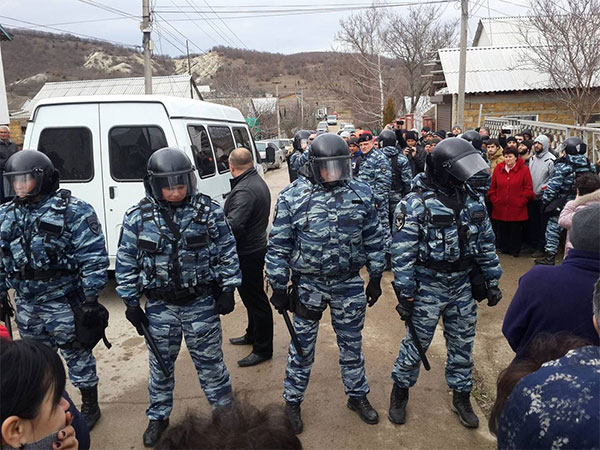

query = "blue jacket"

[{"left": 503, "top": 249, "right": 600, "bottom": 358}]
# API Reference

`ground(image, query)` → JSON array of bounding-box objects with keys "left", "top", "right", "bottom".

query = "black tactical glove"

[
  {"left": 365, "top": 277, "right": 382, "bottom": 307},
  {"left": 215, "top": 290, "right": 235, "bottom": 315},
  {"left": 125, "top": 305, "right": 149, "bottom": 336},
  {"left": 395, "top": 298, "right": 414, "bottom": 321},
  {"left": 486, "top": 286, "right": 502, "bottom": 307},
  {"left": 80, "top": 296, "right": 101, "bottom": 326},
  {"left": 270, "top": 289, "right": 290, "bottom": 313}
]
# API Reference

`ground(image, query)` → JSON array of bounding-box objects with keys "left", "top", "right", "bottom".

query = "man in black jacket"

[
  {"left": 224, "top": 147, "right": 273, "bottom": 367},
  {"left": 0, "top": 126, "right": 18, "bottom": 203}
]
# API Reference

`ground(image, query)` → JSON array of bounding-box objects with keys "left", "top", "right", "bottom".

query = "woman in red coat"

[{"left": 488, "top": 147, "right": 535, "bottom": 256}]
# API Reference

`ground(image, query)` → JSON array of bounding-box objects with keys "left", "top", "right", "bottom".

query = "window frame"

[
  {"left": 108, "top": 125, "right": 168, "bottom": 182},
  {"left": 37, "top": 126, "right": 94, "bottom": 183},
  {"left": 207, "top": 125, "right": 237, "bottom": 175},
  {"left": 187, "top": 123, "right": 217, "bottom": 179}
]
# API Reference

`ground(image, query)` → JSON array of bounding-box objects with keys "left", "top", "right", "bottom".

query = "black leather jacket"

[
  {"left": 224, "top": 167, "right": 271, "bottom": 256},
  {"left": 0, "top": 140, "right": 17, "bottom": 170}
]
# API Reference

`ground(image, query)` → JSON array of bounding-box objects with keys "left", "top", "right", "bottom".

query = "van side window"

[
  {"left": 187, "top": 125, "right": 216, "bottom": 178},
  {"left": 109, "top": 126, "right": 167, "bottom": 181},
  {"left": 38, "top": 128, "right": 93, "bottom": 182},
  {"left": 233, "top": 127, "right": 259, "bottom": 163},
  {"left": 208, "top": 126, "right": 235, "bottom": 174}
]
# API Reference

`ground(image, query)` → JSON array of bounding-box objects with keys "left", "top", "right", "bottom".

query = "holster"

[
  {"left": 288, "top": 278, "right": 322, "bottom": 321},
  {"left": 469, "top": 265, "right": 488, "bottom": 302}
]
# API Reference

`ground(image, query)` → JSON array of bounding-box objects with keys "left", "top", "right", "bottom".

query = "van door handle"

[{"left": 109, "top": 186, "right": 116, "bottom": 199}]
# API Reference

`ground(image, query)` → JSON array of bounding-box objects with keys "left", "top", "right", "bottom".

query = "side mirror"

[{"left": 266, "top": 145, "right": 276, "bottom": 163}]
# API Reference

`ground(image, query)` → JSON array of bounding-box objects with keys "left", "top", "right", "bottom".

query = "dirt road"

[{"left": 82, "top": 164, "right": 531, "bottom": 449}]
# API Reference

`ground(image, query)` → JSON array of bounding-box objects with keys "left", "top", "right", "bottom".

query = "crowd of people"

[{"left": 1, "top": 115, "right": 599, "bottom": 450}]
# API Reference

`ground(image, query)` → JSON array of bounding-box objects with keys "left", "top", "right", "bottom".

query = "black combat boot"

[
  {"left": 285, "top": 401, "right": 303, "bottom": 435},
  {"left": 347, "top": 395, "right": 379, "bottom": 424},
  {"left": 80, "top": 386, "right": 101, "bottom": 430},
  {"left": 143, "top": 418, "right": 169, "bottom": 447},
  {"left": 451, "top": 390, "right": 479, "bottom": 428},
  {"left": 388, "top": 383, "right": 409, "bottom": 424},
  {"left": 534, "top": 252, "right": 556, "bottom": 265}
]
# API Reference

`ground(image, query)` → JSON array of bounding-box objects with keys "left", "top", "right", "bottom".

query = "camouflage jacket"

[
  {"left": 356, "top": 147, "right": 392, "bottom": 209},
  {"left": 542, "top": 154, "right": 596, "bottom": 204},
  {"left": 266, "top": 177, "right": 385, "bottom": 291},
  {"left": 288, "top": 150, "right": 309, "bottom": 173},
  {"left": 391, "top": 174, "right": 501, "bottom": 298},
  {"left": 115, "top": 193, "right": 241, "bottom": 306},
  {"left": 381, "top": 146, "right": 412, "bottom": 198},
  {"left": 0, "top": 190, "right": 108, "bottom": 301}
]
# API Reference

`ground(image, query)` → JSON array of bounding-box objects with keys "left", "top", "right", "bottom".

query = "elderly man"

[
  {"left": 225, "top": 148, "right": 273, "bottom": 367},
  {"left": 0, "top": 126, "right": 18, "bottom": 202}
]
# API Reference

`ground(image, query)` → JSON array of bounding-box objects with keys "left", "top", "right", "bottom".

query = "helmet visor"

[
  {"left": 312, "top": 155, "right": 352, "bottom": 185},
  {"left": 442, "top": 150, "right": 490, "bottom": 182},
  {"left": 3, "top": 169, "right": 44, "bottom": 200},
  {"left": 149, "top": 169, "right": 197, "bottom": 202}
]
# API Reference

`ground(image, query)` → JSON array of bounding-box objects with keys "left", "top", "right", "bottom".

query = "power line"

[
  {"left": 200, "top": 0, "right": 248, "bottom": 49},
  {"left": 153, "top": 11, "right": 207, "bottom": 53},
  {"left": 46, "top": 17, "right": 135, "bottom": 27},
  {"left": 166, "top": 0, "right": 219, "bottom": 48},
  {"left": 184, "top": 0, "right": 237, "bottom": 47},
  {"left": 0, "top": 15, "right": 138, "bottom": 48},
  {"left": 74, "top": 0, "right": 138, "bottom": 20},
  {"left": 153, "top": 21, "right": 187, "bottom": 54}
]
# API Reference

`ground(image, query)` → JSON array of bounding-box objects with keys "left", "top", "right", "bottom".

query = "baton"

[
  {"left": 280, "top": 309, "right": 304, "bottom": 357},
  {"left": 140, "top": 322, "right": 171, "bottom": 378},
  {"left": 405, "top": 316, "right": 431, "bottom": 371}
]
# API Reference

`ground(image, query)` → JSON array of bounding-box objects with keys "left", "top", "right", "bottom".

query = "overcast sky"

[{"left": 2, "top": 0, "right": 532, "bottom": 56}]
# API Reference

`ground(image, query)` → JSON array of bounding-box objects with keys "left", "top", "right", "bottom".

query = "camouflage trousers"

[
  {"left": 377, "top": 199, "right": 391, "bottom": 254},
  {"left": 15, "top": 294, "right": 99, "bottom": 389},
  {"left": 391, "top": 269, "right": 477, "bottom": 392},
  {"left": 283, "top": 275, "right": 370, "bottom": 403},
  {"left": 543, "top": 215, "right": 563, "bottom": 255},
  {"left": 144, "top": 294, "right": 233, "bottom": 420}
]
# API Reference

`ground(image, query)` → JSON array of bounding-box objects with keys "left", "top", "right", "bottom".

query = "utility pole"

[
  {"left": 274, "top": 82, "right": 281, "bottom": 138},
  {"left": 142, "top": 0, "right": 152, "bottom": 94},
  {"left": 457, "top": 0, "right": 468, "bottom": 127},
  {"left": 186, "top": 40, "right": 193, "bottom": 99},
  {"left": 300, "top": 86, "right": 304, "bottom": 128}
]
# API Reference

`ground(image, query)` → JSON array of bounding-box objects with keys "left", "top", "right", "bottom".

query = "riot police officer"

[
  {"left": 536, "top": 137, "right": 597, "bottom": 265},
  {"left": 461, "top": 130, "right": 491, "bottom": 196},
  {"left": 287, "top": 129, "right": 311, "bottom": 182},
  {"left": 115, "top": 148, "right": 242, "bottom": 447},
  {"left": 0, "top": 150, "right": 109, "bottom": 429},
  {"left": 378, "top": 129, "right": 412, "bottom": 226},
  {"left": 266, "top": 133, "right": 385, "bottom": 434},
  {"left": 389, "top": 138, "right": 502, "bottom": 429}
]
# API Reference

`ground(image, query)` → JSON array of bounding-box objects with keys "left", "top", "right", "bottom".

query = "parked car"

[
  {"left": 327, "top": 114, "right": 338, "bottom": 125},
  {"left": 341, "top": 123, "right": 356, "bottom": 133},
  {"left": 317, "top": 121, "right": 329, "bottom": 132},
  {"left": 23, "top": 94, "right": 262, "bottom": 268},
  {"left": 255, "top": 140, "right": 285, "bottom": 171}
]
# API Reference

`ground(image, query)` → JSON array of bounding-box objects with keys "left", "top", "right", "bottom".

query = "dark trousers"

[
  {"left": 238, "top": 248, "right": 273, "bottom": 358},
  {"left": 526, "top": 200, "right": 546, "bottom": 250},
  {"left": 497, "top": 220, "right": 525, "bottom": 256}
]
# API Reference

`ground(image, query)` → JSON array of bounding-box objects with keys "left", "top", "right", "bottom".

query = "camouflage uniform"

[
  {"left": 356, "top": 148, "right": 392, "bottom": 252},
  {"left": 390, "top": 174, "right": 501, "bottom": 392},
  {"left": 542, "top": 154, "right": 596, "bottom": 255},
  {"left": 115, "top": 193, "right": 241, "bottom": 420},
  {"left": 266, "top": 176, "right": 385, "bottom": 403},
  {"left": 0, "top": 191, "right": 108, "bottom": 388},
  {"left": 289, "top": 151, "right": 309, "bottom": 175},
  {"left": 381, "top": 146, "right": 412, "bottom": 223}
]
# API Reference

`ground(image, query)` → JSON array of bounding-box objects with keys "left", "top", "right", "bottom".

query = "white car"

[
  {"left": 317, "top": 121, "right": 329, "bottom": 132},
  {"left": 342, "top": 123, "right": 356, "bottom": 133},
  {"left": 327, "top": 114, "right": 338, "bottom": 125}
]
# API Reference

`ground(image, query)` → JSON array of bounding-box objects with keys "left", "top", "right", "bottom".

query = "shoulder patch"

[
  {"left": 395, "top": 205, "right": 406, "bottom": 231},
  {"left": 86, "top": 215, "right": 101, "bottom": 235}
]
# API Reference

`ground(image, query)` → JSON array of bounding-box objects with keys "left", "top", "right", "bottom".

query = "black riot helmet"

[
  {"left": 378, "top": 129, "right": 397, "bottom": 148},
  {"left": 561, "top": 137, "right": 587, "bottom": 155},
  {"left": 461, "top": 130, "right": 483, "bottom": 151},
  {"left": 426, "top": 138, "right": 489, "bottom": 187},
  {"left": 293, "top": 130, "right": 311, "bottom": 152},
  {"left": 145, "top": 147, "right": 197, "bottom": 203},
  {"left": 3, "top": 150, "right": 59, "bottom": 201},
  {"left": 308, "top": 133, "right": 352, "bottom": 189}
]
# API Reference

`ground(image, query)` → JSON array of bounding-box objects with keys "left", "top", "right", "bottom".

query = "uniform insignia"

[
  {"left": 395, "top": 211, "right": 405, "bottom": 231},
  {"left": 87, "top": 216, "right": 100, "bottom": 235}
]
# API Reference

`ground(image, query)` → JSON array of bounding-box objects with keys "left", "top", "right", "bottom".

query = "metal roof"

[
  {"left": 472, "top": 17, "right": 542, "bottom": 47},
  {"left": 436, "top": 46, "right": 551, "bottom": 94},
  {"left": 0, "top": 24, "right": 13, "bottom": 42},
  {"left": 31, "top": 95, "right": 245, "bottom": 123}
]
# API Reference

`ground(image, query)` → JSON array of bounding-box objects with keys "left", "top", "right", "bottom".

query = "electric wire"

[
  {"left": 200, "top": 0, "right": 248, "bottom": 49},
  {"left": 184, "top": 0, "right": 237, "bottom": 47}
]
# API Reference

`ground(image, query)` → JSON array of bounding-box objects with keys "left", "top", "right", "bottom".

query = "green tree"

[{"left": 382, "top": 98, "right": 396, "bottom": 127}]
